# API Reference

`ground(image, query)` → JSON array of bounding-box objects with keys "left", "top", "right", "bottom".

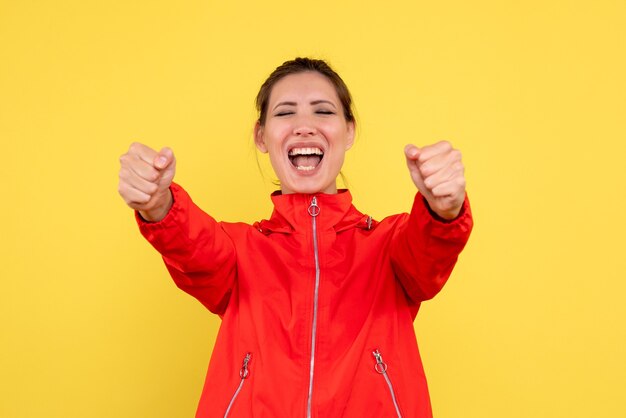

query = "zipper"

[
  {"left": 372, "top": 349, "right": 403, "bottom": 418},
  {"left": 306, "top": 196, "right": 321, "bottom": 418},
  {"left": 224, "top": 352, "right": 252, "bottom": 418}
]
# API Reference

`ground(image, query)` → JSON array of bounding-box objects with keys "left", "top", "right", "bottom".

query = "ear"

[
  {"left": 254, "top": 121, "right": 268, "bottom": 153},
  {"left": 345, "top": 121, "right": 356, "bottom": 151}
]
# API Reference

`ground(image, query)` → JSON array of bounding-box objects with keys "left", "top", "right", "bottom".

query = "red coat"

[{"left": 138, "top": 183, "right": 473, "bottom": 418}]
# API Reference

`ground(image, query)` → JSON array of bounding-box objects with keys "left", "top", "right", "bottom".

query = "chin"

[{"left": 282, "top": 177, "right": 336, "bottom": 195}]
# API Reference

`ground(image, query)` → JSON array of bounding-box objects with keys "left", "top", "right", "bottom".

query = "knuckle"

[
  {"left": 147, "top": 183, "right": 159, "bottom": 194},
  {"left": 145, "top": 198, "right": 159, "bottom": 209},
  {"left": 118, "top": 181, "right": 129, "bottom": 193},
  {"left": 439, "top": 140, "right": 452, "bottom": 151},
  {"left": 136, "top": 195, "right": 150, "bottom": 205}
]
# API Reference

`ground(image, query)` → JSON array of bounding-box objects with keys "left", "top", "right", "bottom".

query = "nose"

[{"left": 293, "top": 119, "right": 317, "bottom": 136}]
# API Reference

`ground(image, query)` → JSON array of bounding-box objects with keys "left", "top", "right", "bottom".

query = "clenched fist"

[
  {"left": 118, "top": 142, "right": 176, "bottom": 222},
  {"left": 405, "top": 141, "right": 466, "bottom": 220}
]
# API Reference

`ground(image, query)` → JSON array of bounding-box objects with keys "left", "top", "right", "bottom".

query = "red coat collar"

[{"left": 254, "top": 189, "right": 376, "bottom": 234}]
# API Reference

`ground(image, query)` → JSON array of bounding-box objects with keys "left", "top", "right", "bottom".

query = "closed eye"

[
  {"left": 275, "top": 111, "right": 295, "bottom": 117},
  {"left": 316, "top": 110, "right": 335, "bottom": 115}
]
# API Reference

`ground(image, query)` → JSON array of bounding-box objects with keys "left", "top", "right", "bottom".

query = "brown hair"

[{"left": 255, "top": 57, "right": 355, "bottom": 126}]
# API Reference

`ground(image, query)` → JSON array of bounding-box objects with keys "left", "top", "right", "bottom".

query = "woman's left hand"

[{"left": 404, "top": 141, "right": 466, "bottom": 220}]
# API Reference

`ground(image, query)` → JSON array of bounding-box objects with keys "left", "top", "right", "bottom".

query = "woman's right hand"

[{"left": 118, "top": 142, "right": 176, "bottom": 222}]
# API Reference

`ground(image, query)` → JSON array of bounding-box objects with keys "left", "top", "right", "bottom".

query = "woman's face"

[{"left": 254, "top": 71, "right": 355, "bottom": 195}]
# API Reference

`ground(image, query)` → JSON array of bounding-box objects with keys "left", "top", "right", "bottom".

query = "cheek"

[
  {"left": 265, "top": 127, "right": 291, "bottom": 148},
  {"left": 323, "top": 123, "right": 351, "bottom": 141}
]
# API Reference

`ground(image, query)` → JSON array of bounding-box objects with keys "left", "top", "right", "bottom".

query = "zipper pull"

[
  {"left": 372, "top": 349, "right": 388, "bottom": 374},
  {"left": 308, "top": 196, "right": 320, "bottom": 217},
  {"left": 240, "top": 353, "right": 252, "bottom": 379}
]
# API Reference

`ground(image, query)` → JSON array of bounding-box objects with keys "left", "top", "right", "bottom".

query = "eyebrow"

[
  {"left": 272, "top": 100, "right": 337, "bottom": 111},
  {"left": 310, "top": 100, "right": 336, "bottom": 108},
  {"left": 273, "top": 101, "right": 297, "bottom": 110}
]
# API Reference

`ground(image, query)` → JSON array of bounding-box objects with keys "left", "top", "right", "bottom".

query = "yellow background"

[{"left": 1, "top": 0, "right": 625, "bottom": 417}]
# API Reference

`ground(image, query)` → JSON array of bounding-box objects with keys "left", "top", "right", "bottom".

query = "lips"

[{"left": 288, "top": 146, "right": 324, "bottom": 171}]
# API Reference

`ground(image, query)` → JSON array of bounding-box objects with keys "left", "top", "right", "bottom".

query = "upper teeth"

[{"left": 288, "top": 147, "right": 323, "bottom": 156}]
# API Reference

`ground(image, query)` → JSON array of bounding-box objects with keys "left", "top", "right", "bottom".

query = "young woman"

[{"left": 118, "top": 58, "right": 473, "bottom": 418}]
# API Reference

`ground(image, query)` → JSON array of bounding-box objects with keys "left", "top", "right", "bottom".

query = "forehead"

[{"left": 268, "top": 71, "right": 339, "bottom": 104}]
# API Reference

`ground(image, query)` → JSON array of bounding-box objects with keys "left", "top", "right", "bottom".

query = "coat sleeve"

[
  {"left": 389, "top": 192, "right": 473, "bottom": 304},
  {"left": 136, "top": 182, "right": 237, "bottom": 315}
]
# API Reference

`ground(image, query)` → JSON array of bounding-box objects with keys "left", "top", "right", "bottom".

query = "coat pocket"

[
  {"left": 372, "top": 349, "right": 403, "bottom": 418},
  {"left": 223, "top": 352, "right": 252, "bottom": 418}
]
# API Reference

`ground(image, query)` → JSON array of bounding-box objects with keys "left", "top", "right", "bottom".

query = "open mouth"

[{"left": 288, "top": 147, "right": 324, "bottom": 171}]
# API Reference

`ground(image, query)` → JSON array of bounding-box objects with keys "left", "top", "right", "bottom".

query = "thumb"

[
  {"left": 404, "top": 144, "right": 420, "bottom": 161},
  {"left": 404, "top": 144, "right": 427, "bottom": 192},
  {"left": 154, "top": 147, "right": 174, "bottom": 170}
]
